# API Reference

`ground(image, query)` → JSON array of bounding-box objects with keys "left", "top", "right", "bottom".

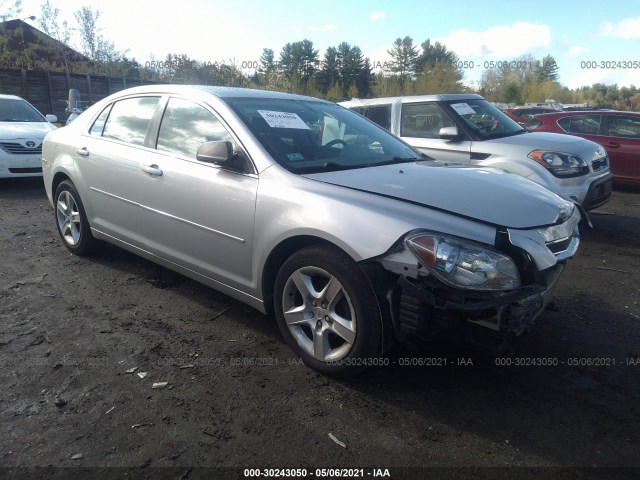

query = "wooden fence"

[{"left": 0, "top": 68, "right": 163, "bottom": 122}]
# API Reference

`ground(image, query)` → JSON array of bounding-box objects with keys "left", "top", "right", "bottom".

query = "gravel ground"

[{"left": 1, "top": 178, "right": 639, "bottom": 480}]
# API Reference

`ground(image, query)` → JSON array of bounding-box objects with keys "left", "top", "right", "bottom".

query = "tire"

[
  {"left": 274, "top": 245, "right": 382, "bottom": 376},
  {"left": 54, "top": 180, "right": 101, "bottom": 255}
]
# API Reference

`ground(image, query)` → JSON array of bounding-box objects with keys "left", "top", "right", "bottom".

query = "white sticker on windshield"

[
  {"left": 450, "top": 103, "right": 476, "bottom": 115},
  {"left": 258, "top": 110, "right": 310, "bottom": 129}
]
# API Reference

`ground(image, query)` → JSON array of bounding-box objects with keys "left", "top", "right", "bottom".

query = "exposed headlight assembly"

[
  {"left": 406, "top": 233, "right": 520, "bottom": 291},
  {"left": 528, "top": 150, "right": 589, "bottom": 178}
]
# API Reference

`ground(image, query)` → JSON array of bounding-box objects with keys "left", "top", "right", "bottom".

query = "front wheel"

[
  {"left": 54, "top": 180, "right": 101, "bottom": 255},
  {"left": 274, "top": 246, "right": 382, "bottom": 376}
]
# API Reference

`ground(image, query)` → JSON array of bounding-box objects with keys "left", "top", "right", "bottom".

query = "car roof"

[
  {"left": 0, "top": 94, "right": 26, "bottom": 100},
  {"left": 510, "top": 107, "right": 557, "bottom": 111},
  {"left": 104, "top": 84, "right": 331, "bottom": 103},
  {"left": 339, "top": 93, "right": 484, "bottom": 107},
  {"left": 534, "top": 110, "right": 640, "bottom": 117}
]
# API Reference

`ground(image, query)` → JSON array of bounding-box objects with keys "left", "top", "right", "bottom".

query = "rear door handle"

[
  {"left": 605, "top": 142, "right": 620, "bottom": 148},
  {"left": 140, "top": 164, "right": 163, "bottom": 176},
  {"left": 76, "top": 147, "right": 89, "bottom": 157}
]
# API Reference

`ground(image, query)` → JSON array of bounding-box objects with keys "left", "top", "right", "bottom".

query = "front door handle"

[
  {"left": 140, "top": 164, "right": 163, "bottom": 176},
  {"left": 605, "top": 142, "right": 620, "bottom": 149},
  {"left": 76, "top": 147, "right": 89, "bottom": 157}
]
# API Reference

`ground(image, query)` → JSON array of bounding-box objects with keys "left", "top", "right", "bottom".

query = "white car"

[
  {"left": 0, "top": 94, "right": 57, "bottom": 178},
  {"left": 339, "top": 94, "right": 613, "bottom": 211}
]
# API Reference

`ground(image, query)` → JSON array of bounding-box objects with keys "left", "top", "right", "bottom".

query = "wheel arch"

[
  {"left": 261, "top": 235, "right": 336, "bottom": 317},
  {"left": 52, "top": 171, "right": 73, "bottom": 201},
  {"left": 260, "top": 235, "right": 387, "bottom": 332}
]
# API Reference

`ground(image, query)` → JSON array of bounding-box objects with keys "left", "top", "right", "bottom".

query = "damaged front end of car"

[{"left": 368, "top": 207, "right": 582, "bottom": 349}]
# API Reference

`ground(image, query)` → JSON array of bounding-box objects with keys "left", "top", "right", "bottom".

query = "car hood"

[
  {"left": 303, "top": 162, "right": 574, "bottom": 229},
  {"left": 484, "top": 131, "right": 599, "bottom": 153},
  {"left": 0, "top": 122, "right": 56, "bottom": 139}
]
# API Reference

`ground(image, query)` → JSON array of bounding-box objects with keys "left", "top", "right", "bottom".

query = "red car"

[
  {"left": 504, "top": 107, "right": 558, "bottom": 126},
  {"left": 526, "top": 111, "right": 640, "bottom": 185}
]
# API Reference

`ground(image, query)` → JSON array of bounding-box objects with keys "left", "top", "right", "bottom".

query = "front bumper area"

[
  {"left": 0, "top": 153, "right": 44, "bottom": 178},
  {"left": 396, "top": 263, "right": 564, "bottom": 338},
  {"left": 582, "top": 172, "right": 613, "bottom": 211}
]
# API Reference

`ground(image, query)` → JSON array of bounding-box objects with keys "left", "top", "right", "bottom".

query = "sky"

[{"left": 15, "top": 0, "right": 640, "bottom": 89}]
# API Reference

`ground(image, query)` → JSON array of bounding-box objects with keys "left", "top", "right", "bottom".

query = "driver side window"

[
  {"left": 156, "top": 97, "right": 233, "bottom": 159},
  {"left": 401, "top": 103, "right": 456, "bottom": 138}
]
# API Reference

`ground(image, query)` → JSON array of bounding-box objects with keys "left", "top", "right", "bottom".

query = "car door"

[
  {"left": 139, "top": 96, "right": 258, "bottom": 289},
  {"left": 77, "top": 95, "right": 161, "bottom": 246},
  {"left": 603, "top": 114, "right": 640, "bottom": 182},
  {"left": 399, "top": 102, "right": 471, "bottom": 163}
]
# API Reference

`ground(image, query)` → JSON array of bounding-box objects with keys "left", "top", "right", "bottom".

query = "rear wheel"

[
  {"left": 274, "top": 246, "right": 382, "bottom": 376},
  {"left": 54, "top": 180, "right": 100, "bottom": 255}
]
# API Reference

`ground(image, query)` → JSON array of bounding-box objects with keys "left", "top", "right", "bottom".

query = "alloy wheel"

[{"left": 281, "top": 266, "right": 357, "bottom": 362}]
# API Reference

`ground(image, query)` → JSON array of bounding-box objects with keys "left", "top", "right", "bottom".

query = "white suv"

[
  {"left": 340, "top": 94, "right": 613, "bottom": 211},
  {"left": 0, "top": 94, "right": 57, "bottom": 178}
]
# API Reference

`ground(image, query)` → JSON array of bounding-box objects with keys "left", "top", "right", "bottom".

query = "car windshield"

[
  {"left": 224, "top": 97, "right": 422, "bottom": 173},
  {"left": 446, "top": 99, "right": 525, "bottom": 140},
  {"left": 0, "top": 98, "right": 46, "bottom": 122}
]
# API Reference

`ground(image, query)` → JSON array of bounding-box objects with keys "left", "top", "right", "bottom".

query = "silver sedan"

[{"left": 43, "top": 85, "right": 582, "bottom": 376}]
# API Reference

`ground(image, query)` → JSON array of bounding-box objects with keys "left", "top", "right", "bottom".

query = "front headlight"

[
  {"left": 528, "top": 150, "right": 589, "bottom": 178},
  {"left": 406, "top": 233, "right": 520, "bottom": 291}
]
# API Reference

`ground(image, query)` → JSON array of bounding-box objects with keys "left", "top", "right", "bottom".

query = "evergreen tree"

[
  {"left": 418, "top": 39, "right": 463, "bottom": 82},
  {"left": 387, "top": 36, "right": 419, "bottom": 86},
  {"left": 535, "top": 55, "right": 559, "bottom": 82},
  {"left": 279, "top": 39, "right": 319, "bottom": 87}
]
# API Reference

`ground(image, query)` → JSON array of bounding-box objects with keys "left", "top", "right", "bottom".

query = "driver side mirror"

[
  {"left": 439, "top": 126, "right": 462, "bottom": 141},
  {"left": 196, "top": 140, "right": 234, "bottom": 164},
  {"left": 196, "top": 141, "right": 249, "bottom": 172}
]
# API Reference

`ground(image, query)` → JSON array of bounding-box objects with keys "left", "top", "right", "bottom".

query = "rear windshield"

[
  {"left": 224, "top": 97, "right": 422, "bottom": 173},
  {"left": 0, "top": 98, "right": 46, "bottom": 122}
]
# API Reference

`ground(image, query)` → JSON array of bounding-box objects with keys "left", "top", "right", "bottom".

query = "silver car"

[
  {"left": 43, "top": 85, "right": 582, "bottom": 376},
  {"left": 339, "top": 94, "right": 613, "bottom": 211}
]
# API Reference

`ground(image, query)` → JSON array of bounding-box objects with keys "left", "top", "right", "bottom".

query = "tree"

[
  {"left": 331, "top": 42, "right": 373, "bottom": 98},
  {"left": 387, "top": 36, "right": 419, "bottom": 87},
  {"left": 256, "top": 48, "right": 276, "bottom": 87},
  {"left": 535, "top": 55, "right": 559, "bottom": 82},
  {"left": 414, "top": 63, "right": 465, "bottom": 94},
  {"left": 335, "top": 41, "right": 351, "bottom": 96},
  {"left": 38, "top": 0, "right": 74, "bottom": 73},
  {"left": 418, "top": 39, "right": 463, "bottom": 82},
  {"left": 0, "top": 0, "right": 21, "bottom": 21},
  {"left": 503, "top": 81, "right": 522, "bottom": 104},
  {"left": 258, "top": 48, "right": 276, "bottom": 75},
  {"left": 74, "top": 6, "right": 101, "bottom": 60},
  {"left": 478, "top": 54, "right": 551, "bottom": 102},
  {"left": 279, "top": 39, "right": 319, "bottom": 88},
  {"left": 39, "top": 1, "right": 71, "bottom": 45},
  {"left": 73, "top": 5, "right": 132, "bottom": 75},
  {"left": 317, "top": 46, "right": 339, "bottom": 93},
  {"left": 347, "top": 47, "right": 372, "bottom": 98}
]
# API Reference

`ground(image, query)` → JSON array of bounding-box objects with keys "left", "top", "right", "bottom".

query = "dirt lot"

[{"left": 1, "top": 178, "right": 639, "bottom": 479}]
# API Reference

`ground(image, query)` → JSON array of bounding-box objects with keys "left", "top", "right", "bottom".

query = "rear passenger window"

[
  {"left": 401, "top": 103, "right": 456, "bottom": 138},
  {"left": 102, "top": 96, "right": 160, "bottom": 145},
  {"left": 364, "top": 105, "right": 391, "bottom": 130},
  {"left": 156, "top": 97, "right": 233, "bottom": 159}
]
